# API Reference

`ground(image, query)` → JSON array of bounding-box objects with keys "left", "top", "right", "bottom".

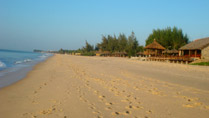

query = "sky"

[{"left": 0, "top": 0, "right": 209, "bottom": 51}]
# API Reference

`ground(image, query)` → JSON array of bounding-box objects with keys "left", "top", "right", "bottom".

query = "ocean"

[{"left": 0, "top": 49, "right": 53, "bottom": 88}]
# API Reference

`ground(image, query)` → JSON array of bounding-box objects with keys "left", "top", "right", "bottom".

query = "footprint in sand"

[
  {"left": 105, "top": 106, "right": 112, "bottom": 110},
  {"left": 125, "top": 105, "right": 142, "bottom": 110},
  {"left": 112, "top": 111, "right": 120, "bottom": 116},
  {"left": 79, "top": 96, "right": 88, "bottom": 103},
  {"left": 121, "top": 99, "right": 130, "bottom": 103},
  {"left": 22, "top": 113, "right": 36, "bottom": 118},
  {"left": 146, "top": 110, "right": 152, "bottom": 114},
  {"left": 124, "top": 110, "right": 131, "bottom": 115},
  {"left": 105, "top": 102, "right": 113, "bottom": 106}
]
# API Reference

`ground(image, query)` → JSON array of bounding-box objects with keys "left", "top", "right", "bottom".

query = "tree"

[
  {"left": 146, "top": 27, "right": 189, "bottom": 49},
  {"left": 83, "top": 40, "right": 94, "bottom": 52},
  {"left": 126, "top": 32, "right": 138, "bottom": 57},
  {"left": 100, "top": 36, "right": 109, "bottom": 51},
  {"left": 95, "top": 44, "right": 99, "bottom": 51},
  {"left": 96, "top": 32, "right": 142, "bottom": 57},
  {"left": 118, "top": 33, "right": 127, "bottom": 52},
  {"left": 59, "top": 48, "right": 64, "bottom": 54}
]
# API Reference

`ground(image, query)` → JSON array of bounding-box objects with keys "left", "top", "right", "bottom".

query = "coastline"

[
  {"left": 0, "top": 54, "right": 209, "bottom": 118},
  {"left": 0, "top": 54, "right": 53, "bottom": 88}
]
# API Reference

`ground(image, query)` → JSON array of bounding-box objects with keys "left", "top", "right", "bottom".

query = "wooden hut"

[
  {"left": 179, "top": 37, "right": 209, "bottom": 59},
  {"left": 137, "top": 52, "right": 146, "bottom": 57},
  {"left": 163, "top": 49, "right": 179, "bottom": 56},
  {"left": 95, "top": 51, "right": 102, "bottom": 56},
  {"left": 144, "top": 39, "right": 165, "bottom": 56},
  {"left": 100, "top": 51, "right": 111, "bottom": 57},
  {"left": 75, "top": 53, "right": 81, "bottom": 56},
  {"left": 112, "top": 52, "right": 127, "bottom": 57}
]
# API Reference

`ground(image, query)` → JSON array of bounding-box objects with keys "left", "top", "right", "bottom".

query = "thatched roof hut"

[
  {"left": 136, "top": 52, "right": 145, "bottom": 57},
  {"left": 163, "top": 49, "right": 179, "bottom": 56},
  {"left": 99, "top": 51, "right": 111, "bottom": 57},
  {"left": 179, "top": 37, "right": 209, "bottom": 59},
  {"left": 144, "top": 39, "right": 165, "bottom": 56},
  {"left": 112, "top": 52, "right": 127, "bottom": 57},
  {"left": 145, "top": 39, "right": 166, "bottom": 50}
]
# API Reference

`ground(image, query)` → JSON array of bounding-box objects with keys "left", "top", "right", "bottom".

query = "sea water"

[{"left": 0, "top": 49, "right": 53, "bottom": 88}]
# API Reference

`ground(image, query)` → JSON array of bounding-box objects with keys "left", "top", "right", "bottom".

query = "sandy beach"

[{"left": 0, "top": 54, "right": 209, "bottom": 118}]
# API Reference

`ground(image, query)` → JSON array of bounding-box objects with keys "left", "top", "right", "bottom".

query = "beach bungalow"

[
  {"left": 144, "top": 39, "right": 165, "bottom": 56},
  {"left": 100, "top": 51, "right": 111, "bottom": 57},
  {"left": 95, "top": 51, "right": 102, "bottom": 56},
  {"left": 137, "top": 52, "right": 146, "bottom": 57},
  {"left": 163, "top": 49, "right": 179, "bottom": 56},
  {"left": 112, "top": 52, "right": 127, "bottom": 57},
  {"left": 179, "top": 37, "right": 209, "bottom": 59},
  {"left": 75, "top": 53, "right": 81, "bottom": 56}
]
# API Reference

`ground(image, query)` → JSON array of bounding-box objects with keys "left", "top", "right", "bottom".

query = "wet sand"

[{"left": 0, "top": 54, "right": 209, "bottom": 118}]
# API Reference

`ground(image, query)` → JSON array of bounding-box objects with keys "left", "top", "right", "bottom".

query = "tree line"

[
  {"left": 96, "top": 32, "right": 144, "bottom": 57},
  {"left": 59, "top": 32, "right": 144, "bottom": 57},
  {"left": 58, "top": 26, "right": 189, "bottom": 56},
  {"left": 146, "top": 27, "right": 189, "bottom": 49}
]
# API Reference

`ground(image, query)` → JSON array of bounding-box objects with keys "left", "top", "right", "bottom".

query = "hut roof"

[
  {"left": 162, "top": 49, "right": 178, "bottom": 54},
  {"left": 145, "top": 39, "right": 165, "bottom": 50},
  {"left": 101, "top": 51, "right": 111, "bottom": 54},
  {"left": 137, "top": 52, "right": 144, "bottom": 55},
  {"left": 179, "top": 37, "right": 209, "bottom": 50},
  {"left": 113, "top": 52, "right": 127, "bottom": 55}
]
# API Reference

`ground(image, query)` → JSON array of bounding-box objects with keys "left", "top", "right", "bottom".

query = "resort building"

[
  {"left": 179, "top": 37, "right": 209, "bottom": 59},
  {"left": 144, "top": 39, "right": 165, "bottom": 56}
]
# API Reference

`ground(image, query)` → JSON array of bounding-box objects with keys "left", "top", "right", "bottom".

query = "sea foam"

[
  {"left": 39, "top": 54, "right": 50, "bottom": 59},
  {"left": 0, "top": 61, "right": 6, "bottom": 68},
  {"left": 15, "top": 59, "right": 33, "bottom": 64}
]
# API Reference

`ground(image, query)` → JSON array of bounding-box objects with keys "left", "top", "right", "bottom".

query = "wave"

[
  {"left": 0, "top": 61, "right": 6, "bottom": 68},
  {"left": 39, "top": 53, "right": 51, "bottom": 59},
  {"left": 15, "top": 59, "right": 33, "bottom": 64},
  {"left": 39, "top": 55, "right": 48, "bottom": 59}
]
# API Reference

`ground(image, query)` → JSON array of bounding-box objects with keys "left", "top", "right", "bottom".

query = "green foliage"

[
  {"left": 190, "top": 62, "right": 209, "bottom": 66},
  {"left": 79, "top": 41, "right": 95, "bottom": 56},
  {"left": 146, "top": 27, "right": 189, "bottom": 49},
  {"left": 137, "top": 45, "right": 144, "bottom": 52},
  {"left": 81, "top": 51, "right": 96, "bottom": 56},
  {"left": 97, "top": 32, "right": 143, "bottom": 57},
  {"left": 58, "top": 48, "right": 82, "bottom": 54},
  {"left": 126, "top": 32, "right": 139, "bottom": 57},
  {"left": 82, "top": 40, "right": 94, "bottom": 52},
  {"left": 118, "top": 33, "right": 128, "bottom": 52},
  {"left": 99, "top": 36, "right": 109, "bottom": 51},
  {"left": 58, "top": 48, "right": 65, "bottom": 54}
]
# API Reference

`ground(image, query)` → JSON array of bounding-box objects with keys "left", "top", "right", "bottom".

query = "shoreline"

[
  {"left": 0, "top": 54, "right": 53, "bottom": 89},
  {"left": 0, "top": 54, "right": 209, "bottom": 118}
]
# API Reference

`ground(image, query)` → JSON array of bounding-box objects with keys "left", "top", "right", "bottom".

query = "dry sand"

[{"left": 0, "top": 54, "right": 209, "bottom": 118}]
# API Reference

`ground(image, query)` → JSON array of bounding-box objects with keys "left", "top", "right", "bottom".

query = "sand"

[{"left": 0, "top": 54, "right": 209, "bottom": 118}]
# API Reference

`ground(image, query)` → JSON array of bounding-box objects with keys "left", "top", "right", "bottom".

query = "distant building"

[
  {"left": 144, "top": 39, "right": 165, "bottom": 56},
  {"left": 75, "top": 53, "right": 81, "bottom": 56},
  {"left": 179, "top": 37, "right": 209, "bottom": 59},
  {"left": 95, "top": 52, "right": 102, "bottom": 56}
]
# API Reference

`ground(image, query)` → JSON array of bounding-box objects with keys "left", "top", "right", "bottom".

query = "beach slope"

[{"left": 0, "top": 54, "right": 209, "bottom": 118}]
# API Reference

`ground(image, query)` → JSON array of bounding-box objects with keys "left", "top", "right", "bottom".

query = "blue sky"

[{"left": 0, "top": 0, "right": 209, "bottom": 51}]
